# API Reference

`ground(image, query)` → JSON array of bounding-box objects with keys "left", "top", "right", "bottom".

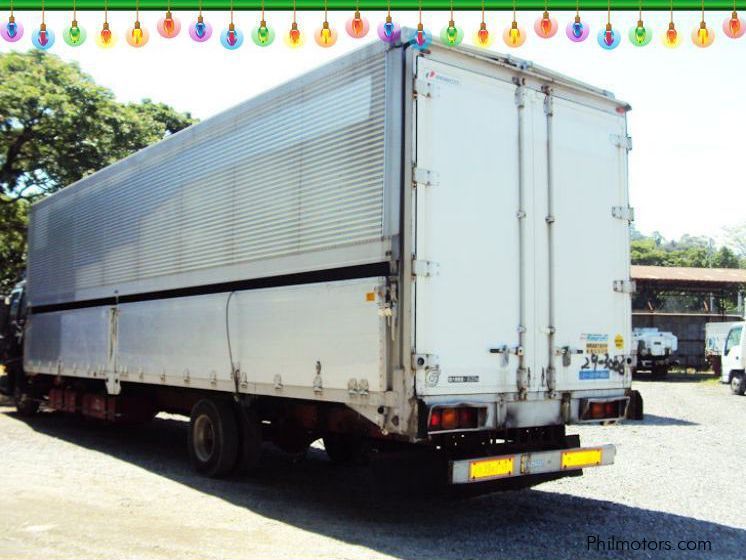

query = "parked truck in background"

[
  {"left": 705, "top": 321, "right": 741, "bottom": 378},
  {"left": 632, "top": 327, "right": 677, "bottom": 377},
  {"left": 719, "top": 322, "right": 746, "bottom": 395},
  {"left": 0, "top": 40, "right": 636, "bottom": 487}
]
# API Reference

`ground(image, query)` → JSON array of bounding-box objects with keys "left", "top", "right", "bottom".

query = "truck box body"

[{"left": 25, "top": 41, "right": 633, "bottom": 443}]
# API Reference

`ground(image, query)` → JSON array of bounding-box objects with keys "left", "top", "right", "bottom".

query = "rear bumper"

[{"left": 450, "top": 444, "right": 616, "bottom": 484}]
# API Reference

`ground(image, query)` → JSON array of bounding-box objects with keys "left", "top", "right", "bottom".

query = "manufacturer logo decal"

[{"left": 448, "top": 375, "right": 479, "bottom": 383}]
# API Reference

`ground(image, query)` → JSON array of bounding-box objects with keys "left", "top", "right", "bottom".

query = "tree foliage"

[
  {"left": 631, "top": 230, "right": 744, "bottom": 269},
  {"left": 0, "top": 51, "right": 195, "bottom": 291}
]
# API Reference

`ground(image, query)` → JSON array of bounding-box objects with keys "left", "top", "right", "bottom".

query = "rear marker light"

[
  {"left": 429, "top": 406, "right": 482, "bottom": 431},
  {"left": 441, "top": 408, "right": 459, "bottom": 430}
]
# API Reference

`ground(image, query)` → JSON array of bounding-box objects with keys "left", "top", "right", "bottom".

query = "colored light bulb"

[
  {"left": 157, "top": 10, "right": 182, "bottom": 38},
  {"left": 629, "top": 20, "right": 652, "bottom": 46},
  {"left": 220, "top": 23, "right": 244, "bottom": 49},
  {"left": 566, "top": 16, "right": 589, "bottom": 42},
  {"left": 284, "top": 22, "right": 303, "bottom": 48},
  {"left": 251, "top": 20, "right": 275, "bottom": 46},
  {"left": 597, "top": 23, "right": 620, "bottom": 49},
  {"left": 723, "top": 11, "right": 745, "bottom": 38},
  {"left": 663, "top": 21, "right": 680, "bottom": 48},
  {"left": 408, "top": 23, "right": 432, "bottom": 51},
  {"left": 314, "top": 21, "right": 337, "bottom": 47},
  {"left": 534, "top": 11, "right": 558, "bottom": 38},
  {"left": 346, "top": 10, "right": 369, "bottom": 38},
  {"left": 502, "top": 21, "right": 526, "bottom": 48},
  {"left": 439, "top": 20, "right": 463, "bottom": 46},
  {"left": 1, "top": 16, "right": 23, "bottom": 42},
  {"left": 95, "top": 22, "right": 116, "bottom": 47},
  {"left": 377, "top": 16, "right": 400, "bottom": 43},
  {"left": 126, "top": 21, "right": 150, "bottom": 47},
  {"left": 63, "top": 20, "right": 87, "bottom": 46},
  {"left": 32, "top": 23, "right": 55, "bottom": 49},
  {"left": 692, "top": 21, "right": 715, "bottom": 47},
  {"left": 473, "top": 21, "right": 493, "bottom": 47},
  {"left": 189, "top": 16, "right": 213, "bottom": 42}
]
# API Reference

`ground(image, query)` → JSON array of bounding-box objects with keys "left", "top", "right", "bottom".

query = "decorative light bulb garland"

[
  {"left": 503, "top": 0, "right": 526, "bottom": 47},
  {"left": 534, "top": 0, "right": 558, "bottom": 38},
  {"left": 723, "top": 0, "right": 745, "bottom": 37},
  {"left": 314, "top": 0, "right": 337, "bottom": 46},
  {"left": 408, "top": 1, "right": 432, "bottom": 50},
  {"left": 377, "top": 0, "right": 400, "bottom": 43},
  {"left": 4, "top": 2, "right": 746, "bottom": 52},
  {"left": 629, "top": 0, "right": 652, "bottom": 45},
  {"left": 345, "top": 1, "right": 369, "bottom": 38},
  {"left": 2, "top": 0, "right": 24, "bottom": 42},
  {"left": 251, "top": 0, "right": 274, "bottom": 45},
  {"left": 692, "top": 0, "right": 715, "bottom": 46},
  {"left": 31, "top": 0, "right": 55, "bottom": 49},
  {"left": 157, "top": 0, "right": 181, "bottom": 38},
  {"left": 62, "top": 0, "right": 86, "bottom": 46},
  {"left": 473, "top": 0, "right": 493, "bottom": 46},
  {"left": 597, "top": 0, "right": 620, "bottom": 49},
  {"left": 285, "top": 0, "right": 303, "bottom": 47},
  {"left": 126, "top": 0, "right": 149, "bottom": 47},
  {"left": 663, "top": 0, "right": 680, "bottom": 47},
  {"left": 189, "top": 0, "right": 213, "bottom": 41},
  {"left": 220, "top": 0, "right": 244, "bottom": 48},
  {"left": 440, "top": 0, "right": 464, "bottom": 46},
  {"left": 566, "top": 0, "right": 589, "bottom": 41}
]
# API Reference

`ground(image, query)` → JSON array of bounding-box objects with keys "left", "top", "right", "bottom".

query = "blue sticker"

[{"left": 579, "top": 369, "right": 610, "bottom": 380}]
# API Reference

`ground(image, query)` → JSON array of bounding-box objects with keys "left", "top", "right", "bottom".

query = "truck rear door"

[
  {"left": 412, "top": 56, "right": 524, "bottom": 397},
  {"left": 536, "top": 94, "right": 632, "bottom": 392}
]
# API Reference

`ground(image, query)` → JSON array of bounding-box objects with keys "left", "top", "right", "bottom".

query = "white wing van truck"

[{"left": 2, "top": 40, "right": 636, "bottom": 487}]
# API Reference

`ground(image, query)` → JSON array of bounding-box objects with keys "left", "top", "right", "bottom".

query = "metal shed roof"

[{"left": 631, "top": 265, "right": 746, "bottom": 284}]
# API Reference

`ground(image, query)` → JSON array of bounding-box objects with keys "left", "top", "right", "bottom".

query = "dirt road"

[{"left": 1, "top": 376, "right": 744, "bottom": 559}]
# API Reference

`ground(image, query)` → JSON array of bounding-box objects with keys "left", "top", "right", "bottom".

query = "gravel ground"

[{"left": 0, "top": 376, "right": 744, "bottom": 560}]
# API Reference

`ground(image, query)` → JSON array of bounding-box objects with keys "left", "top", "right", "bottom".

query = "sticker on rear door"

[
  {"left": 581, "top": 333, "right": 609, "bottom": 354},
  {"left": 579, "top": 369, "right": 610, "bottom": 380}
]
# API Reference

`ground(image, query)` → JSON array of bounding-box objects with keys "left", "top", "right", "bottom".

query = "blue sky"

[{"left": 3, "top": 9, "right": 745, "bottom": 242}]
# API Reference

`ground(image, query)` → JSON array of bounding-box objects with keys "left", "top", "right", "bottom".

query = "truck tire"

[
  {"left": 323, "top": 434, "right": 370, "bottom": 465},
  {"left": 730, "top": 373, "right": 746, "bottom": 396},
  {"left": 13, "top": 371, "right": 39, "bottom": 417},
  {"left": 652, "top": 365, "right": 668, "bottom": 378},
  {"left": 188, "top": 399, "right": 240, "bottom": 477}
]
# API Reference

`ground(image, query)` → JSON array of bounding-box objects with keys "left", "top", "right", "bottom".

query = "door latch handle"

[{"left": 490, "top": 345, "right": 523, "bottom": 367}]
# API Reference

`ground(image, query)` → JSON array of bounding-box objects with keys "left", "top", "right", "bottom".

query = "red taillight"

[
  {"left": 583, "top": 400, "right": 623, "bottom": 421},
  {"left": 604, "top": 402, "right": 616, "bottom": 417},
  {"left": 429, "top": 409, "right": 442, "bottom": 429},
  {"left": 441, "top": 408, "right": 459, "bottom": 430},
  {"left": 428, "top": 406, "right": 481, "bottom": 431},
  {"left": 458, "top": 407, "right": 478, "bottom": 429}
]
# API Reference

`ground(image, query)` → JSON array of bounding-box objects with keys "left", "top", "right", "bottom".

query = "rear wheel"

[
  {"left": 13, "top": 371, "right": 39, "bottom": 417},
  {"left": 187, "top": 399, "right": 239, "bottom": 477},
  {"left": 730, "top": 373, "right": 746, "bottom": 396},
  {"left": 652, "top": 365, "right": 668, "bottom": 378}
]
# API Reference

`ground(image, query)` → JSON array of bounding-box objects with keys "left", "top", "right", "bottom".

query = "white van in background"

[{"left": 721, "top": 322, "right": 746, "bottom": 395}]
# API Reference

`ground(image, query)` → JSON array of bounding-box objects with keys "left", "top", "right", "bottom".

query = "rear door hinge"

[
  {"left": 613, "top": 280, "right": 637, "bottom": 294},
  {"left": 413, "top": 78, "right": 436, "bottom": 99},
  {"left": 412, "top": 259, "right": 440, "bottom": 278},
  {"left": 610, "top": 134, "right": 633, "bottom": 151},
  {"left": 612, "top": 206, "right": 635, "bottom": 223},
  {"left": 413, "top": 166, "right": 439, "bottom": 188}
]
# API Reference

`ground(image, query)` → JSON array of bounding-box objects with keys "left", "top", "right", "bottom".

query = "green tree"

[{"left": 0, "top": 50, "right": 195, "bottom": 290}]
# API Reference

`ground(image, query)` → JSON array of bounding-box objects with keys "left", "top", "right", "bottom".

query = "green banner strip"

[{"left": 0, "top": 0, "right": 734, "bottom": 10}]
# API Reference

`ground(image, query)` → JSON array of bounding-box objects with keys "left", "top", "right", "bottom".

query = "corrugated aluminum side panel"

[{"left": 28, "top": 44, "right": 389, "bottom": 306}]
